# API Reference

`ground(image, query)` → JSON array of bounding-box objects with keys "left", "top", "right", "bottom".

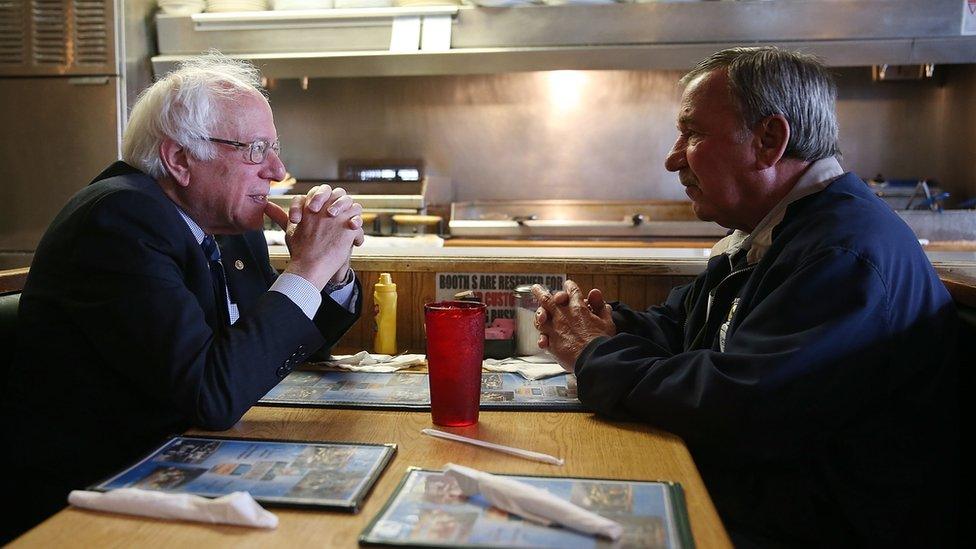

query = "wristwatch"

[{"left": 324, "top": 268, "right": 355, "bottom": 293}]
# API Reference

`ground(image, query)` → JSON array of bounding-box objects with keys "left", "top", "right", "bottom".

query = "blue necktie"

[{"left": 201, "top": 235, "right": 230, "bottom": 325}]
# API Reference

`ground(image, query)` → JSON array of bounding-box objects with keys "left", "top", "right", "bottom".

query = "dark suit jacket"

[{"left": 1, "top": 162, "right": 360, "bottom": 538}]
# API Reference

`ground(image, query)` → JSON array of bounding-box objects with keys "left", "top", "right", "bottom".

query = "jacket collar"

[
  {"left": 89, "top": 160, "right": 145, "bottom": 185},
  {"left": 710, "top": 156, "right": 845, "bottom": 265},
  {"left": 90, "top": 161, "right": 207, "bottom": 244}
]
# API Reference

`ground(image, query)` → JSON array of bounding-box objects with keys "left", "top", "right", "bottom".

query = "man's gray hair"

[
  {"left": 122, "top": 52, "right": 265, "bottom": 179},
  {"left": 680, "top": 46, "right": 840, "bottom": 162}
]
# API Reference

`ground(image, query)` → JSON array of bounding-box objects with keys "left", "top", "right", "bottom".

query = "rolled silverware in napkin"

[
  {"left": 68, "top": 488, "right": 278, "bottom": 529},
  {"left": 325, "top": 351, "right": 425, "bottom": 372},
  {"left": 443, "top": 463, "right": 623, "bottom": 540},
  {"left": 481, "top": 357, "right": 566, "bottom": 380}
]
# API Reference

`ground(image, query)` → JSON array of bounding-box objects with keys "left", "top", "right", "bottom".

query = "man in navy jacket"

[
  {"left": 534, "top": 47, "right": 957, "bottom": 546},
  {"left": 1, "top": 54, "right": 365, "bottom": 541}
]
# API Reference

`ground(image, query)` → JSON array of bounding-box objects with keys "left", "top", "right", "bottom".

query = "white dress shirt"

[{"left": 175, "top": 206, "right": 356, "bottom": 323}]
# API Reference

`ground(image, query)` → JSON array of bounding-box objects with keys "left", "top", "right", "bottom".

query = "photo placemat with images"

[
  {"left": 259, "top": 371, "right": 583, "bottom": 411},
  {"left": 359, "top": 468, "right": 694, "bottom": 549},
  {"left": 91, "top": 435, "right": 396, "bottom": 511}
]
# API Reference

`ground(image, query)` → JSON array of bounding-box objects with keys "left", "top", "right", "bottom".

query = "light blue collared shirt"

[{"left": 175, "top": 207, "right": 356, "bottom": 323}]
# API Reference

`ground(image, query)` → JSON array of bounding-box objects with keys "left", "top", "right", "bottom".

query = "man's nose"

[
  {"left": 262, "top": 150, "right": 287, "bottom": 181},
  {"left": 664, "top": 140, "right": 686, "bottom": 172}
]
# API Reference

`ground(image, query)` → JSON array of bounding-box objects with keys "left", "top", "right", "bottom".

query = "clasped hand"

[
  {"left": 531, "top": 280, "right": 616, "bottom": 372},
  {"left": 265, "top": 184, "right": 364, "bottom": 291}
]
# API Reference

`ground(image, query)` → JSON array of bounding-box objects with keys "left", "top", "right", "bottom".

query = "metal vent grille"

[
  {"left": 14, "top": 0, "right": 112, "bottom": 71},
  {"left": 73, "top": 0, "right": 108, "bottom": 66},
  {"left": 0, "top": 0, "right": 27, "bottom": 65},
  {"left": 32, "top": 0, "right": 67, "bottom": 66}
]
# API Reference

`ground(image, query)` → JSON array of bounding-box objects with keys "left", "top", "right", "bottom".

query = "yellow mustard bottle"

[{"left": 373, "top": 273, "right": 397, "bottom": 354}]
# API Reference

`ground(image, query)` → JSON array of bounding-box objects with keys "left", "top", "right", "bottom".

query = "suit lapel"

[{"left": 216, "top": 232, "right": 273, "bottom": 316}]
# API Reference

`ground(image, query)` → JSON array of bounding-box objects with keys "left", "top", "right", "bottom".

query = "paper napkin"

[
  {"left": 443, "top": 463, "right": 622, "bottom": 540},
  {"left": 68, "top": 488, "right": 278, "bottom": 529}
]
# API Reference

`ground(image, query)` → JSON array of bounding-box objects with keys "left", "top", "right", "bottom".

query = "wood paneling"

[{"left": 339, "top": 264, "right": 696, "bottom": 354}]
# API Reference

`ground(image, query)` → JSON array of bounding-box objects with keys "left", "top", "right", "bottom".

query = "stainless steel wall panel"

[
  {"left": 0, "top": 76, "right": 120, "bottom": 251},
  {"left": 943, "top": 64, "right": 976, "bottom": 203},
  {"left": 122, "top": 0, "right": 161, "bottom": 118},
  {"left": 266, "top": 66, "right": 976, "bottom": 205}
]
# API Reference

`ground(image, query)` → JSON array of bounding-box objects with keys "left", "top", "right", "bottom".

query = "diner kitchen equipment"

[
  {"left": 269, "top": 160, "right": 437, "bottom": 236},
  {"left": 450, "top": 200, "right": 728, "bottom": 240},
  {"left": 391, "top": 214, "right": 444, "bottom": 236},
  {"left": 867, "top": 176, "right": 948, "bottom": 211}
]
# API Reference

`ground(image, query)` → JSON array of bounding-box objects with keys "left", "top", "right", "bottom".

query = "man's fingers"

[
  {"left": 304, "top": 184, "right": 322, "bottom": 206},
  {"left": 289, "top": 195, "right": 304, "bottom": 224},
  {"left": 264, "top": 201, "right": 289, "bottom": 230},
  {"left": 538, "top": 333, "right": 550, "bottom": 349},
  {"left": 531, "top": 284, "right": 555, "bottom": 310},
  {"left": 347, "top": 214, "right": 364, "bottom": 231},
  {"left": 306, "top": 185, "right": 334, "bottom": 214},
  {"left": 326, "top": 195, "right": 354, "bottom": 217},
  {"left": 353, "top": 229, "right": 365, "bottom": 247},
  {"left": 535, "top": 306, "right": 548, "bottom": 328},
  {"left": 564, "top": 280, "right": 584, "bottom": 307},
  {"left": 552, "top": 291, "right": 570, "bottom": 306},
  {"left": 325, "top": 188, "right": 348, "bottom": 216},
  {"left": 587, "top": 288, "right": 607, "bottom": 314}
]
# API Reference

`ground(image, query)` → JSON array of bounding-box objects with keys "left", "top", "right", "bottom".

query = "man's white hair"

[{"left": 122, "top": 52, "right": 265, "bottom": 179}]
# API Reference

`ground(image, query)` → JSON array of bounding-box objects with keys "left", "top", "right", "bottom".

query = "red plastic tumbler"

[{"left": 424, "top": 301, "right": 486, "bottom": 427}]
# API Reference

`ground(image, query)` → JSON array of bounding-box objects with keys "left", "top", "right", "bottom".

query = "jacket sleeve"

[
  {"left": 65, "top": 191, "right": 328, "bottom": 431},
  {"left": 313, "top": 278, "right": 362, "bottom": 346},
  {"left": 609, "top": 279, "right": 697, "bottom": 356},
  {"left": 242, "top": 227, "right": 362, "bottom": 351},
  {"left": 575, "top": 246, "right": 897, "bottom": 463}
]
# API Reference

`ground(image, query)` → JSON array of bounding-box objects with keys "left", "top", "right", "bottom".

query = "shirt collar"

[
  {"left": 710, "top": 156, "right": 845, "bottom": 265},
  {"left": 174, "top": 205, "right": 206, "bottom": 245}
]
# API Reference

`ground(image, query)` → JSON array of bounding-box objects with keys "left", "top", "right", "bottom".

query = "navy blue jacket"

[
  {"left": 576, "top": 173, "right": 958, "bottom": 546},
  {"left": 1, "top": 162, "right": 360, "bottom": 538}
]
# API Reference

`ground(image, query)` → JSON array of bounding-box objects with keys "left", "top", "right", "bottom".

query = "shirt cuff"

[
  {"left": 270, "top": 272, "right": 322, "bottom": 320},
  {"left": 327, "top": 269, "right": 358, "bottom": 314}
]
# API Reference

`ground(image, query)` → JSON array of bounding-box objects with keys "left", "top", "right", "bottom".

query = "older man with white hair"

[{"left": 1, "top": 54, "right": 363, "bottom": 540}]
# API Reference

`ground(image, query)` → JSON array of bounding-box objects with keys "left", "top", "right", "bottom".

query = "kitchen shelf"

[
  {"left": 188, "top": 6, "right": 459, "bottom": 32},
  {"left": 152, "top": 0, "right": 976, "bottom": 78}
]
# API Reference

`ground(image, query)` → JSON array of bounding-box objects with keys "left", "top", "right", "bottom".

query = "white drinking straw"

[{"left": 421, "top": 428, "right": 565, "bottom": 466}]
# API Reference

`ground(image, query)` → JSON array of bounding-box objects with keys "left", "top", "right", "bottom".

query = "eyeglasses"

[{"left": 204, "top": 136, "right": 281, "bottom": 164}]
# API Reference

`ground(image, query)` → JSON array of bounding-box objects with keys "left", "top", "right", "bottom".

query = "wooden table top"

[{"left": 12, "top": 406, "right": 731, "bottom": 548}]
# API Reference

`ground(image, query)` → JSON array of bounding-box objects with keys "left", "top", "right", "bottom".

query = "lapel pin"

[{"left": 234, "top": 260, "right": 245, "bottom": 270}]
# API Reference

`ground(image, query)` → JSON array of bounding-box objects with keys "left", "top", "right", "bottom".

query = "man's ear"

[
  {"left": 159, "top": 139, "right": 191, "bottom": 187},
  {"left": 753, "top": 114, "right": 790, "bottom": 170}
]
